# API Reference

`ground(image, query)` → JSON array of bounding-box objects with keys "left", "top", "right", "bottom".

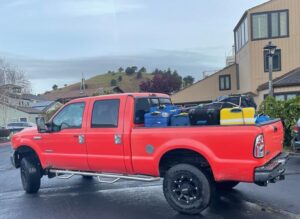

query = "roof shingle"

[{"left": 257, "top": 67, "right": 300, "bottom": 91}]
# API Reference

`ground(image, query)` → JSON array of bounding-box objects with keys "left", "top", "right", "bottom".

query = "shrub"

[
  {"left": 139, "top": 69, "right": 182, "bottom": 94},
  {"left": 258, "top": 96, "right": 300, "bottom": 147},
  {"left": 110, "top": 79, "right": 117, "bottom": 86},
  {"left": 136, "top": 71, "right": 143, "bottom": 79}
]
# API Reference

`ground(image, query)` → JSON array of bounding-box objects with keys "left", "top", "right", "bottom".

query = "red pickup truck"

[{"left": 11, "top": 93, "right": 288, "bottom": 215}]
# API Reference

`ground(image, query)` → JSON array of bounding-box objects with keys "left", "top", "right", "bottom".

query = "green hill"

[{"left": 52, "top": 71, "right": 153, "bottom": 93}]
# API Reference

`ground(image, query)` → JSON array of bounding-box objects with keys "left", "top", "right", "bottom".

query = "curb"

[
  {"left": 288, "top": 152, "right": 300, "bottom": 157},
  {"left": 0, "top": 142, "right": 10, "bottom": 147}
]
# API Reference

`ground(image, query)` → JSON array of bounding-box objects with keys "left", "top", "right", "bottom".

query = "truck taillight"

[{"left": 254, "top": 134, "right": 265, "bottom": 158}]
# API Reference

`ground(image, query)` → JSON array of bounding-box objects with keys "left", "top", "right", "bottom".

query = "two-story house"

[{"left": 172, "top": 0, "right": 300, "bottom": 106}]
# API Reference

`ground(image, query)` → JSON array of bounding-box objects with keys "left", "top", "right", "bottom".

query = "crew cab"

[{"left": 10, "top": 93, "right": 288, "bottom": 215}]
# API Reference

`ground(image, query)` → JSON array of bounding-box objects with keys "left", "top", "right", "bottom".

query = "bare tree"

[
  {"left": 0, "top": 58, "right": 31, "bottom": 93},
  {"left": 0, "top": 58, "right": 31, "bottom": 126}
]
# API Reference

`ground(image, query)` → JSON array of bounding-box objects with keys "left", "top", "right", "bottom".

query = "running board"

[{"left": 49, "top": 169, "right": 160, "bottom": 184}]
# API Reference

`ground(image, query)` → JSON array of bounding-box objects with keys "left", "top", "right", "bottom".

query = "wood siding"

[
  {"left": 172, "top": 65, "right": 237, "bottom": 104},
  {"left": 237, "top": 0, "right": 300, "bottom": 93},
  {"left": 0, "top": 104, "right": 40, "bottom": 127}
]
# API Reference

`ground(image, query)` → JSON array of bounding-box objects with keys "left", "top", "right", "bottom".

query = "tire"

[
  {"left": 163, "top": 164, "right": 213, "bottom": 215},
  {"left": 215, "top": 181, "right": 239, "bottom": 190},
  {"left": 20, "top": 157, "right": 41, "bottom": 194},
  {"left": 82, "top": 175, "right": 93, "bottom": 180}
]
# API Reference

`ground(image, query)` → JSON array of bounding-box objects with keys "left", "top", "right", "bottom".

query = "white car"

[{"left": 6, "top": 122, "right": 36, "bottom": 133}]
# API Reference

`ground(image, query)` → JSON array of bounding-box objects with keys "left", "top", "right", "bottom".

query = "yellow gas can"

[{"left": 220, "top": 107, "right": 255, "bottom": 125}]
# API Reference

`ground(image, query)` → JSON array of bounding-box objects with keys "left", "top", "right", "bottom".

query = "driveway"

[{"left": 0, "top": 144, "right": 299, "bottom": 219}]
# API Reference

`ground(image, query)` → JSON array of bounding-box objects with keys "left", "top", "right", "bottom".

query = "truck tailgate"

[{"left": 259, "top": 119, "right": 284, "bottom": 162}]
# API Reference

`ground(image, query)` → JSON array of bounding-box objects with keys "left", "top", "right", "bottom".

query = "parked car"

[
  {"left": 0, "top": 128, "right": 10, "bottom": 138},
  {"left": 10, "top": 93, "right": 287, "bottom": 215},
  {"left": 292, "top": 119, "right": 300, "bottom": 152},
  {"left": 214, "top": 94, "right": 257, "bottom": 109},
  {"left": 6, "top": 122, "right": 36, "bottom": 134}
]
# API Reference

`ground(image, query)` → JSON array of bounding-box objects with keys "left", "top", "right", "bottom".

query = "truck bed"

[{"left": 131, "top": 119, "right": 283, "bottom": 182}]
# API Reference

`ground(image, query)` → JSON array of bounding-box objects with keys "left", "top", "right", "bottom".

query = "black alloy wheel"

[{"left": 163, "top": 164, "right": 213, "bottom": 215}]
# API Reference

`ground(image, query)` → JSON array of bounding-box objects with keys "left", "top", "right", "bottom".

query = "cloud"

[
  {"left": 2, "top": 0, "right": 29, "bottom": 8},
  {"left": 2, "top": 49, "right": 224, "bottom": 94},
  {"left": 2, "top": 0, "right": 145, "bottom": 17},
  {"left": 58, "top": 0, "right": 146, "bottom": 17}
]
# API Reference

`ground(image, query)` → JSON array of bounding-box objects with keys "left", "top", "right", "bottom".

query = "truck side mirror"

[{"left": 36, "top": 117, "right": 47, "bottom": 133}]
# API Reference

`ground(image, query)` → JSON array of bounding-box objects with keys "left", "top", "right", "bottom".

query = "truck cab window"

[
  {"left": 91, "top": 99, "right": 120, "bottom": 128},
  {"left": 159, "top": 98, "right": 172, "bottom": 105},
  {"left": 53, "top": 102, "right": 85, "bottom": 130},
  {"left": 134, "top": 97, "right": 172, "bottom": 124}
]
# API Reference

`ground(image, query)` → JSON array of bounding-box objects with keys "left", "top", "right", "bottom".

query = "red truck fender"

[
  {"left": 12, "top": 138, "right": 46, "bottom": 169},
  {"left": 154, "top": 138, "right": 217, "bottom": 178}
]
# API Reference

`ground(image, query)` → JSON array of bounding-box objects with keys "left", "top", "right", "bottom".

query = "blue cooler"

[
  {"left": 255, "top": 114, "right": 271, "bottom": 124},
  {"left": 144, "top": 111, "right": 170, "bottom": 127},
  {"left": 170, "top": 113, "right": 190, "bottom": 126}
]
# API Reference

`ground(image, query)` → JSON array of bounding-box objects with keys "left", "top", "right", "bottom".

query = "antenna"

[{"left": 80, "top": 73, "right": 86, "bottom": 94}]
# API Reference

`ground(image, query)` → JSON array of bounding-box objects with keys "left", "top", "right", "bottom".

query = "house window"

[
  {"left": 286, "top": 94, "right": 297, "bottom": 100},
  {"left": 235, "top": 17, "right": 248, "bottom": 52},
  {"left": 264, "top": 49, "right": 281, "bottom": 72},
  {"left": 251, "top": 10, "right": 289, "bottom": 40},
  {"left": 20, "top": 118, "right": 27, "bottom": 122},
  {"left": 219, "top": 75, "right": 231, "bottom": 91},
  {"left": 275, "top": 95, "right": 285, "bottom": 101},
  {"left": 252, "top": 13, "right": 268, "bottom": 39},
  {"left": 275, "top": 93, "right": 299, "bottom": 101},
  {"left": 265, "top": 92, "right": 300, "bottom": 101}
]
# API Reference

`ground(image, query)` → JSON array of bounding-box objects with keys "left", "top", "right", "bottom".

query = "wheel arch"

[
  {"left": 13, "top": 145, "right": 43, "bottom": 169},
  {"left": 158, "top": 147, "right": 215, "bottom": 180}
]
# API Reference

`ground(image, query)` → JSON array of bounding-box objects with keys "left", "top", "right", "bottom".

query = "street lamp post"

[{"left": 264, "top": 41, "right": 277, "bottom": 97}]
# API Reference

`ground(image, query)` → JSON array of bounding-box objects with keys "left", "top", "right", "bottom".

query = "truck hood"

[
  {"left": 11, "top": 127, "right": 39, "bottom": 149},
  {"left": 12, "top": 127, "right": 38, "bottom": 139}
]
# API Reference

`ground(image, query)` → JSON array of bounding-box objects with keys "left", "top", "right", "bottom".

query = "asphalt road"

[{"left": 0, "top": 143, "right": 299, "bottom": 219}]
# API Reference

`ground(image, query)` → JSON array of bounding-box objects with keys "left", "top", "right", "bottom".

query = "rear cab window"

[
  {"left": 91, "top": 99, "right": 120, "bottom": 128},
  {"left": 134, "top": 97, "right": 172, "bottom": 125}
]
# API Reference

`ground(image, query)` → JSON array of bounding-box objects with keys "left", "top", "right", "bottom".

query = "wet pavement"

[{"left": 0, "top": 144, "right": 299, "bottom": 219}]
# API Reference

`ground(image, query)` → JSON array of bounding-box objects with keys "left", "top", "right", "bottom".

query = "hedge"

[{"left": 258, "top": 96, "right": 300, "bottom": 147}]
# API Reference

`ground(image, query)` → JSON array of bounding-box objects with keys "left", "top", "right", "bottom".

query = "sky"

[{"left": 0, "top": 0, "right": 267, "bottom": 94}]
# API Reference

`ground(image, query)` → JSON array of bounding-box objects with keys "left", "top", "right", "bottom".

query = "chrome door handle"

[
  {"left": 75, "top": 134, "right": 85, "bottom": 144},
  {"left": 114, "top": 134, "right": 122, "bottom": 145},
  {"left": 33, "top": 136, "right": 42, "bottom": 140}
]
